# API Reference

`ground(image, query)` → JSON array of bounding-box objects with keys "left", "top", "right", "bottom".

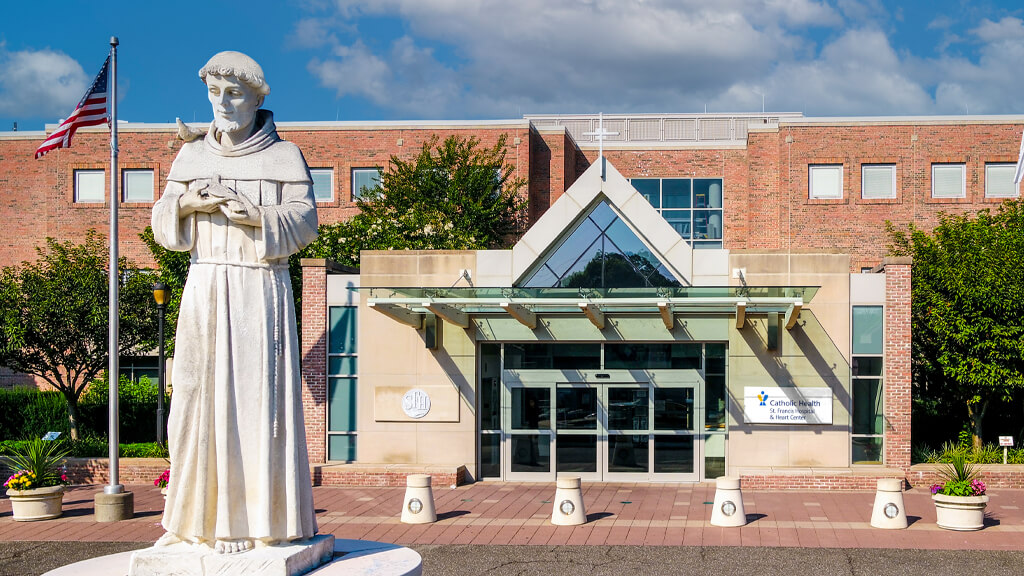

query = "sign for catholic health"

[{"left": 743, "top": 387, "right": 833, "bottom": 424}]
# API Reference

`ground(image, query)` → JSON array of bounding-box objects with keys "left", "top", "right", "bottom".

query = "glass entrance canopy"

[{"left": 362, "top": 286, "right": 817, "bottom": 328}]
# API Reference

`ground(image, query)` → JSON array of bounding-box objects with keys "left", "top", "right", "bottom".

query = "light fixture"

[
  {"left": 407, "top": 498, "right": 423, "bottom": 514},
  {"left": 559, "top": 500, "right": 575, "bottom": 516}
]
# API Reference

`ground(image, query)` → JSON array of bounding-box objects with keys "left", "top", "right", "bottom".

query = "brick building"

[{"left": 1, "top": 112, "right": 1021, "bottom": 487}]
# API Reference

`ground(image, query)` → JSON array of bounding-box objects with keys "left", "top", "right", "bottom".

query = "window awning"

[{"left": 361, "top": 286, "right": 816, "bottom": 331}]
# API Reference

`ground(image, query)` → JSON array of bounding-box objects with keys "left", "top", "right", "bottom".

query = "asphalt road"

[{"left": 3, "top": 542, "right": 1024, "bottom": 576}]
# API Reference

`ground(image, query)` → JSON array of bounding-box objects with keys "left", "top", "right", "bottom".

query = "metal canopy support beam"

[
  {"left": 785, "top": 301, "right": 803, "bottom": 330},
  {"left": 579, "top": 303, "right": 605, "bottom": 330},
  {"left": 368, "top": 302, "right": 424, "bottom": 329},
  {"left": 500, "top": 302, "right": 537, "bottom": 329},
  {"left": 424, "top": 302, "right": 470, "bottom": 328},
  {"left": 657, "top": 302, "right": 674, "bottom": 330},
  {"left": 735, "top": 301, "right": 746, "bottom": 329}
]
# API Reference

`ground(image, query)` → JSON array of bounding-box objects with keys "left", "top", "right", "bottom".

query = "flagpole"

[{"left": 106, "top": 35, "right": 122, "bottom": 496}]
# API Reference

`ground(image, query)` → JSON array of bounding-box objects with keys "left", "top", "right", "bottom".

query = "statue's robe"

[{"left": 152, "top": 110, "right": 318, "bottom": 544}]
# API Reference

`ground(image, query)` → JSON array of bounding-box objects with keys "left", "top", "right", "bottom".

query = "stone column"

[
  {"left": 882, "top": 257, "right": 912, "bottom": 471},
  {"left": 300, "top": 259, "right": 328, "bottom": 465}
]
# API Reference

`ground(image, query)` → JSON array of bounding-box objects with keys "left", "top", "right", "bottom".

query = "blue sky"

[{"left": 3, "top": 0, "right": 1024, "bottom": 131}]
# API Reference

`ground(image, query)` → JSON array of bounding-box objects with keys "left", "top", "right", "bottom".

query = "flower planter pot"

[
  {"left": 7, "top": 485, "right": 65, "bottom": 521},
  {"left": 933, "top": 493, "right": 989, "bottom": 531}
]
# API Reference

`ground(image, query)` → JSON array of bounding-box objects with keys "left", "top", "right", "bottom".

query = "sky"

[{"left": 3, "top": 0, "right": 1024, "bottom": 132}]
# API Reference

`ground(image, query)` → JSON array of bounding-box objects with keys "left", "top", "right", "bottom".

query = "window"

[
  {"left": 851, "top": 305, "right": 884, "bottom": 464},
  {"left": 521, "top": 200, "right": 682, "bottom": 288},
  {"left": 327, "top": 306, "right": 358, "bottom": 461},
  {"left": 808, "top": 164, "right": 843, "bottom": 199},
  {"left": 122, "top": 169, "right": 154, "bottom": 202},
  {"left": 985, "top": 163, "right": 1018, "bottom": 198},
  {"left": 74, "top": 169, "right": 105, "bottom": 203},
  {"left": 932, "top": 163, "right": 965, "bottom": 198},
  {"left": 351, "top": 168, "right": 380, "bottom": 200},
  {"left": 861, "top": 164, "right": 896, "bottom": 199},
  {"left": 310, "top": 168, "right": 334, "bottom": 202},
  {"left": 630, "top": 177, "right": 724, "bottom": 249}
]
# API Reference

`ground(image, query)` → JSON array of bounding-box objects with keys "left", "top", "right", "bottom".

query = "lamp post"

[{"left": 152, "top": 282, "right": 168, "bottom": 445}]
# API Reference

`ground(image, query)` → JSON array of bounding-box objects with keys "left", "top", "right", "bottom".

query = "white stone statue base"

[
  {"left": 41, "top": 538, "right": 422, "bottom": 576},
  {"left": 128, "top": 534, "right": 335, "bottom": 576}
]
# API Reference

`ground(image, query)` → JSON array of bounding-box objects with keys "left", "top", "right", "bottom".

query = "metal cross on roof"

[{"left": 583, "top": 113, "right": 619, "bottom": 180}]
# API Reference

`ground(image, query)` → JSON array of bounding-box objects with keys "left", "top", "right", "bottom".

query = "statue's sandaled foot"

[
  {"left": 154, "top": 532, "right": 184, "bottom": 547},
  {"left": 214, "top": 539, "right": 254, "bottom": 554},
  {"left": 254, "top": 538, "right": 279, "bottom": 549}
]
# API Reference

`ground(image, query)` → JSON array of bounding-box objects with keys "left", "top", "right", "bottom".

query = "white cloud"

[
  {"left": 0, "top": 46, "right": 89, "bottom": 118},
  {"left": 299, "top": 2, "right": 1024, "bottom": 117},
  {"left": 931, "top": 17, "right": 1024, "bottom": 114}
]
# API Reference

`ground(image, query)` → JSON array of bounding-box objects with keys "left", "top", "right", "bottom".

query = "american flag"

[{"left": 34, "top": 56, "right": 110, "bottom": 159}]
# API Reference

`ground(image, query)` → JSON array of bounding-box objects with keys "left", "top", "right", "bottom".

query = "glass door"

[
  {"left": 604, "top": 383, "right": 700, "bottom": 482},
  {"left": 506, "top": 384, "right": 553, "bottom": 480},
  {"left": 555, "top": 384, "right": 601, "bottom": 481},
  {"left": 605, "top": 385, "right": 650, "bottom": 479},
  {"left": 650, "top": 384, "right": 699, "bottom": 481},
  {"left": 504, "top": 370, "right": 703, "bottom": 482}
]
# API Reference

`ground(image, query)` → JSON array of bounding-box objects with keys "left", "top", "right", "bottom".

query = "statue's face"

[{"left": 206, "top": 74, "right": 261, "bottom": 136}]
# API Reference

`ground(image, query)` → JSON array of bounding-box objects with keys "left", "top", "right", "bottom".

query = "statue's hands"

[
  {"left": 179, "top": 181, "right": 227, "bottom": 216},
  {"left": 220, "top": 192, "right": 262, "bottom": 228},
  {"left": 199, "top": 176, "right": 238, "bottom": 202}
]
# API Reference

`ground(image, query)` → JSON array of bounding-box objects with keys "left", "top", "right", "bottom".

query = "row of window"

[
  {"left": 72, "top": 167, "right": 381, "bottom": 204},
  {"left": 809, "top": 163, "right": 1019, "bottom": 200}
]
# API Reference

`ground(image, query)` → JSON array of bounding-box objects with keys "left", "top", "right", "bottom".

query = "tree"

[
  {"left": 888, "top": 201, "right": 1024, "bottom": 448},
  {"left": 0, "top": 231, "right": 158, "bottom": 439},
  {"left": 141, "top": 226, "right": 190, "bottom": 356},
  {"left": 296, "top": 133, "right": 527, "bottom": 268}
]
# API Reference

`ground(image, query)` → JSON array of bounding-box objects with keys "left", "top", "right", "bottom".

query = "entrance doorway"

[{"left": 503, "top": 371, "right": 703, "bottom": 482}]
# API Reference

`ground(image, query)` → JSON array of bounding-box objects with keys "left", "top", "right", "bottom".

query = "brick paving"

[{"left": 2, "top": 482, "right": 1023, "bottom": 550}]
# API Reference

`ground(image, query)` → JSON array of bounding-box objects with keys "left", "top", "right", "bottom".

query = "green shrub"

[
  {"left": 0, "top": 374, "right": 168, "bottom": 443},
  {"left": 0, "top": 438, "right": 167, "bottom": 459}
]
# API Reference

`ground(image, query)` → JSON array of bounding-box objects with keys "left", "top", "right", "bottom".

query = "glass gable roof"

[{"left": 521, "top": 201, "right": 681, "bottom": 288}]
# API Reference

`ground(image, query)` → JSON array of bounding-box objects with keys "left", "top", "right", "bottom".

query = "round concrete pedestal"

[
  {"left": 94, "top": 490, "right": 134, "bottom": 522},
  {"left": 41, "top": 539, "right": 422, "bottom": 576},
  {"left": 551, "top": 476, "right": 586, "bottom": 526},
  {"left": 870, "top": 478, "right": 908, "bottom": 529},
  {"left": 401, "top": 474, "right": 436, "bottom": 524},
  {"left": 710, "top": 476, "right": 746, "bottom": 527}
]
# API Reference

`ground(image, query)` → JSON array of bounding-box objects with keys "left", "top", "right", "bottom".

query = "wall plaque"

[
  {"left": 402, "top": 388, "right": 431, "bottom": 419},
  {"left": 743, "top": 386, "right": 832, "bottom": 424}
]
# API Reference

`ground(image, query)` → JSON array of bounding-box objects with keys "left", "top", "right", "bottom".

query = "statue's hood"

[{"left": 166, "top": 109, "right": 311, "bottom": 183}]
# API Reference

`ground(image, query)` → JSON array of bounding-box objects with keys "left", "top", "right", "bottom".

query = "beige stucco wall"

[
  {"left": 352, "top": 248, "right": 860, "bottom": 478},
  {"left": 726, "top": 252, "right": 853, "bottom": 470},
  {"left": 356, "top": 251, "right": 480, "bottom": 473}
]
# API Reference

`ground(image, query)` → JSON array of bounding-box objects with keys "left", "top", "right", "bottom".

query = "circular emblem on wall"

[{"left": 402, "top": 388, "right": 431, "bottom": 419}]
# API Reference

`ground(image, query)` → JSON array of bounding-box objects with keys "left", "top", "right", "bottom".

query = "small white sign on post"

[
  {"left": 41, "top": 431, "right": 61, "bottom": 441},
  {"left": 999, "top": 436, "right": 1014, "bottom": 464},
  {"left": 743, "top": 387, "right": 833, "bottom": 424}
]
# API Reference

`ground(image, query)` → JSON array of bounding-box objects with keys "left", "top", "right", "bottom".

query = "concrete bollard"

[
  {"left": 710, "top": 476, "right": 746, "bottom": 527},
  {"left": 551, "top": 476, "right": 587, "bottom": 526},
  {"left": 870, "top": 478, "right": 908, "bottom": 529},
  {"left": 400, "top": 474, "right": 436, "bottom": 524},
  {"left": 94, "top": 490, "right": 134, "bottom": 522}
]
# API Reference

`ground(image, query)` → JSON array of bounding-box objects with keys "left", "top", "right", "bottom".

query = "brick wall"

[
  {"left": 884, "top": 258, "right": 913, "bottom": 471},
  {"left": 301, "top": 260, "right": 328, "bottom": 464},
  {"left": 0, "top": 124, "right": 532, "bottom": 270}
]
